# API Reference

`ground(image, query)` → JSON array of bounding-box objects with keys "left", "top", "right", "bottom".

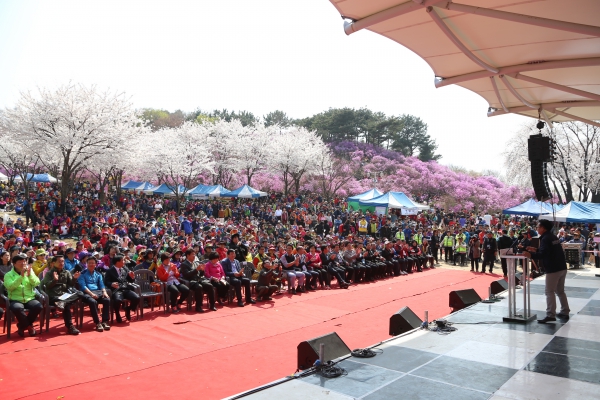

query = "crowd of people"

[{"left": 0, "top": 180, "right": 598, "bottom": 338}]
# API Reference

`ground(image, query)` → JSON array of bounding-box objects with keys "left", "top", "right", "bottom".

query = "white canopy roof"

[{"left": 330, "top": 0, "right": 600, "bottom": 127}]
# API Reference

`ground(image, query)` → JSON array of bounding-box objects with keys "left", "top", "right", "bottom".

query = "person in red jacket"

[{"left": 156, "top": 253, "right": 189, "bottom": 313}]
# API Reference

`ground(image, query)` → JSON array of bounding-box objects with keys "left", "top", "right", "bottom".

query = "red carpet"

[{"left": 0, "top": 269, "right": 500, "bottom": 399}]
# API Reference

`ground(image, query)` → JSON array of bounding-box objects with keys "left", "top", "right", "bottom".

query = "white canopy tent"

[{"left": 329, "top": 0, "right": 600, "bottom": 127}]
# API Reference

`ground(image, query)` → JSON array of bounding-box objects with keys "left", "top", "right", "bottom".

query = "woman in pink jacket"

[{"left": 204, "top": 253, "right": 229, "bottom": 305}]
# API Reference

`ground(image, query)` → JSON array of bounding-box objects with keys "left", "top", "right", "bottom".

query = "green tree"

[
  {"left": 264, "top": 110, "right": 291, "bottom": 127},
  {"left": 389, "top": 114, "right": 440, "bottom": 160}
]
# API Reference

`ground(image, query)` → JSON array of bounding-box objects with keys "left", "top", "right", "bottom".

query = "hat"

[
  {"left": 65, "top": 247, "right": 76, "bottom": 254},
  {"left": 58, "top": 241, "right": 67, "bottom": 247},
  {"left": 79, "top": 251, "right": 90, "bottom": 259},
  {"left": 76, "top": 241, "right": 84, "bottom": 246},
  {"left": 35, "top": 249, "right": 47, "bottom": 257},
  {"left": 12, "top": 253, "right": 28, "bottom": 263}
]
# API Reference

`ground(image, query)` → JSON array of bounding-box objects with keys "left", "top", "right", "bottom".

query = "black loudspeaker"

[
  {"left": 449, "top": 289, "right": 482, "bottom": 311},
  {"left": 490, "top": 279, "right": 508, "bottom": 295},
  {"left": 297, "top": 332, "right": 350, "bottom": 370},
  {"left": 530, "top": 160, "right": 551, "bottom": 201},
  {"left": 528, "top": 134, "right": 552, "bottom": 162},
  {"left": 389, "top": 306, "right": 423, "bottom": 336}
]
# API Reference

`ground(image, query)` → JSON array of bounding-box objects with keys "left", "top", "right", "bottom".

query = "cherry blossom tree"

[
  {"left": 0, "top": 83, "right": 146, "bottom": 211},
  {"left": 269, "top": 126, "right": 328, "bottom": 196},
  {"left": 140, "top": 121, "right": 213, "bottom": 209}
]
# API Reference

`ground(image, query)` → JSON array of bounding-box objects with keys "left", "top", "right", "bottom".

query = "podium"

[{"left": 500, "top": 251, "right": 536, "bottom": 323}]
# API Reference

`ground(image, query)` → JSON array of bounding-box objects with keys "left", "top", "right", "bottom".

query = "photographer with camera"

[
  {"left": 41, "top": 254, "right": 82, "bottom": 335},
  {"left": 104, "top": 253, "right": 140, "bottom": 323}
]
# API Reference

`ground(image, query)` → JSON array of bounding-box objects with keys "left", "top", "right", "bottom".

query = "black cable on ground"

[
  {"left": 315, "top": 361, "right": 348, "bottom": 378},
  {"left": 351, "top": 348, "right": 383, "bottom": 358}
]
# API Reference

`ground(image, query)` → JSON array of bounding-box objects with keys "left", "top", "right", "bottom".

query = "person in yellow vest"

[
  {"left": 358, "top": 217, "right": 368, "bottom": 235},
  {"left": 453, "top": 237, "right": 468, "bottom": 266},
  {"left": 442, "top": 229, "right": 454, "bottom": 262},
  {"left": 414, "top": 229, "right": 424, "bottom": 245},
  {"left": 395, "top": 230, "right": 405, "bottom": 241}
]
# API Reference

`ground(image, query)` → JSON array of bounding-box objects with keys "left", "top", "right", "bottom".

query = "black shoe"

[
  {"left": 125, "top": 307, "right": 132, "bottom": 321},
  {"left": 297, "top": 287, "right": 305, "bottom": 293},
  {"left": 246, "top": 299, "right": 256, "bottom": 304},
  {"left": 17, "top": 328, "right": 25, "bottom": 338},
  {"left": 556, "top": 313, "right": 570, "bottom": 319},
  {"left": 116, "top": 316, "right": 123, "bottom": 324},
  {"left": 237, "top": 301, "right": 244, "bottom": 307},
  {"left": 68, "top": 325, "right": 81, "bottom": 335},
  {"left": 210, "top": 306, "right": 217, "bottom": 311},
  {"left": 291, "top": 288, "right": 296, "bottom": 295},
  {"left": 537, "top": 316, "right": 557, "bottom": 324},
  {"left": 196, "top": 308, "right": 205, "bottom": 313},
  {"left": 265, "top": 297, "right": 273, "bottom": 301},
  {"left": 217, "top": 298, "right": 224, "bottom": 306},
  {"left": 170, "top": 308, "right": 180, "bottom": 314}
]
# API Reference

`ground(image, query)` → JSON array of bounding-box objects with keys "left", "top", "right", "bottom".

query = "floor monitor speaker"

[
  {"left": 449, "top": 289, "right": 482, "bottom": 311},
  {"left": 297, "top": 332, "right": 350, "bottom": 370},
  {"left": 389, "top": 306, "right": 422, "bottom": 336},
  {"left": 490, "top": 279, "right": 508, "bottom": 295}
]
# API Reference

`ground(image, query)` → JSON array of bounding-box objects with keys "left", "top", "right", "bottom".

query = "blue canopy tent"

[
  {"left": 145, "top": 183, "right": 187, "bottom": 196},
  {"left": 221, "top": 184, "right": 267, "bottom": 198},
  {"left": 206, "top": 185, "right": 230, "bottom": 198},
  {"left": 541, "top": 202, "right": 600, "bottom": 223},
  {"left": 347, "top": 188, "right": 383, "bottom": 211},
  {"left": 121, "top": 180, "right": 142, "bottom": 190},
  {"left": 187, "top": 184, "right": 209, "bottom": 197},
  {"left": 503, "top": 199, "right": 564, "bottom": 216},
  {"left": 15, "top": 173, "right": 58, "bottom": 183},
  {"left": 132, "top": 182, "right": 156, "bottom": 192},
  {"left": 359, "top": 191, "right": 429, "bottom": 214},
  {"left": 189, "top": 185, "right": 230, "bottom": 198}
]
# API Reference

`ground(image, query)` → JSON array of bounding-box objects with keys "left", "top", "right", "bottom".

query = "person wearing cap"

[
  {"left": 157, "top": 253, "right": 189, "bottom": 313},
  {"left": 78, "top": 256, "right": 111, "bottom": 332},
  {"left": 41, "top": 255, "right": 82, "bottom": 335},
  {"left": 64, "top": 248, "right": 83, "bottom": 273},
  {"left": 32, "top": 249, "right": 49, "bottom": 277},
  {"left": 179, "top": 248, "right": 215, "bottom": 312},
  {"left": 4, "top": 253, "right": 43, "bottom": 337},
  {"left": 522, "top": 219, "right": 570, "bottom": 323},
  {"left": 104, "top": 254, "right": 140, "bottom": 323}
]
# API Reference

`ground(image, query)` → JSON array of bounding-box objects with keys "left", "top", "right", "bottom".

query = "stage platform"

[{"left": 229, "top": 269, "right": 600, "bottom": 400}]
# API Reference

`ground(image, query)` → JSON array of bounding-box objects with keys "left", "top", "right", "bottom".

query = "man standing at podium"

[{"left": 522, "top": 219, "right": 570, "bottom": 324}]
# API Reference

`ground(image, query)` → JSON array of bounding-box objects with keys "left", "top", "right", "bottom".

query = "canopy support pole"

[
  {"left": 490, "top": 76, "right": 509, "bottom": 113},
  {"left": 488, "top": 100, "right": 600, "bottom": 116},
  {"left": 499, "top": 75, "right": 538, "bottom": 108},
  {"left": 427, "top": 6, "right": 498, "bottom": 73},
  {"left": 549, "top": 109, "right": 600, "bottom": 128},
  {"left": 510, "top": 73, "right": 600, "bottom": 102},
  {"left": 436, "top": 57, "right": 600, "bottom": 88},
  {"left": 343, "top": 0, "right": 441, "bottom": 35},
  {"left": 443, "top": 2, "right": 600, "bottom": 38}
]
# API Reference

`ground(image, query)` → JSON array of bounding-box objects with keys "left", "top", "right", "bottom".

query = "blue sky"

[{"left": 0, "top": 0, "right": 525, "bottom": 172}]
